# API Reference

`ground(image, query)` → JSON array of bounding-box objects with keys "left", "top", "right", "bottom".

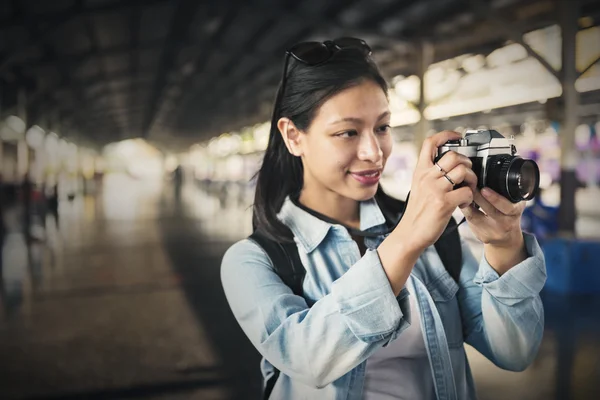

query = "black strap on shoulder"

[
  {"left": 379, "top": 195, "right": 463, "bottom": 282},
  {"left": 262, "top": 369, "right": 279, "bottom": 400},
  {"left": 434, "top": 216, "right": 463, "bottom": 282},
  {"left": 248, "top": 230, "right": 306, "bottom": 297},
  {"left": 248, "top": 230, "right": 304, "bottom": 399}
]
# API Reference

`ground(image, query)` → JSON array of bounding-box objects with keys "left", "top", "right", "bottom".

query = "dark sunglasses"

[
  {"left": 270, "top": 38, "right": 372, "bottom": 132},
  {"left": 286, "top": 37, "right": 372, "bottom": 66}
]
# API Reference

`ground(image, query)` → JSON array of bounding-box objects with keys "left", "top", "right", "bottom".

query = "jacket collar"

[{"left": 277, "top": 195, "right": 387, "bottom": 253}]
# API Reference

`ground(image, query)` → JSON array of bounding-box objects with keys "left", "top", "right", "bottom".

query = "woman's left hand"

[{"left": 461, "top": 187, "right": 528, "bottom": 274}]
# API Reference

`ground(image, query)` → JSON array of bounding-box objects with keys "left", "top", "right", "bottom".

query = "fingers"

[
  {"left": 441, "top": 165, "right": 477, "bottom": 191},
  {"left": 479, "top": 188, "right": 525, "bottom": 216},
  {"left": 460, "top": 202, "right": 486, "bottom": 222},
  {"left": 418, "top": 131, "right": 462, "bottom": 169},
  {"left": 445, "top": 186, "right": 474, "bottom": 209},
  {"left": 435, "top": 150, "right": 472, "bottom": 175},
  {"left": 472, "top": 189, "right": 498, "bottom": 217}
]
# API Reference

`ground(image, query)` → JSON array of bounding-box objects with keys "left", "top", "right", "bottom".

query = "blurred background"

[{"left": 0, "top": 0, "right": 599, "bottom": 399}]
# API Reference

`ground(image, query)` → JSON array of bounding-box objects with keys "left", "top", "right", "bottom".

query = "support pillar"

[
  {"left": 16, "top": 89, "right": 29, "bottom": 182},
  {"left": 415, "top": 40, "right": 434, "bottom": 151},
  {"left": 16, "top": 88, "right": 32, "bottom": 242},
  {"left": 557, "top": 0, "right": 579, "bottom": 237}
]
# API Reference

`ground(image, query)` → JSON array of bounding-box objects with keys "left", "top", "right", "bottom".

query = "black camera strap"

[{"left": 290, "top": 192, "right": 466, "bottom": 239}]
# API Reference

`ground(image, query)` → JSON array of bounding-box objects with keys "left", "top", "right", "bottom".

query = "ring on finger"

[
  {"left": 443, "top": 174, "right": 455, "bottom": 187},
  {"left": 434, "top": 162, "right": 447, "bottom": 174}
]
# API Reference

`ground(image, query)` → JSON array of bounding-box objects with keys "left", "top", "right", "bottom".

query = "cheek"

[
  {"left": 380, "top": 136, "right": 393, "bottom": 162},
  {"left": 305, "top": 138, "right": 354, "bottom": 171}
]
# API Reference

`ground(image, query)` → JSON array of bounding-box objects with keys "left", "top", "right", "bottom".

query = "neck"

[{"left": 297, "top": 187, "right": 361, "bottom": 229}]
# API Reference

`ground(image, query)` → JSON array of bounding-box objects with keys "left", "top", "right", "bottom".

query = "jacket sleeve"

[
  {"left": 456, "top": 232, "right": 546, "bottom": 371},
  {"left": 220, "top": 239, "right": 412, "bottom": 388}
]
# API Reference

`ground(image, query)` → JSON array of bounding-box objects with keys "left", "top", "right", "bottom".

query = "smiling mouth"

[
  {"left": 350, "top": 170, "right": 381, "bottom": 177},
  {"left": 348, "top": 170, "right": 382, "bottom": 186}
]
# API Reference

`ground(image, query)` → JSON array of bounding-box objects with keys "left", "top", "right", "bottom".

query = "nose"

[{"left": 357, "top": 131, "right": 383, "bottom": 163}]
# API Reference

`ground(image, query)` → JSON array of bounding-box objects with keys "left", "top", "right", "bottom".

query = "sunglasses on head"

[
  {"left": 271, "top": 37, "right": 372, "bottom": 131},
  {"left": 286, "top": 37, "right": 372, "bottom": 65}
]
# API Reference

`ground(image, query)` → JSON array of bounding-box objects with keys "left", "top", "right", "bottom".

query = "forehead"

[{"left": 315, "top": 80, "right": 389, "bottom": 124}]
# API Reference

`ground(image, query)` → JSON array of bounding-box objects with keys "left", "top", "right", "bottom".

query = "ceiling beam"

[
  {"left": 20, "top": 39, "right": 165, "bottom": 70},
  {"left": 0, "top": 9, "right": 74, "bottom": 75},
  {"left": 172, "top": 0, "right": 364, "bottom": 137},
  {"left": 129, "top": 1, "right": 142, "bottom": 136},
  {"left": 0, "top": 0, "right": 171, "bottom": 31},
  {"left": 141, "top": 0, "right": 204, "bottom": 137},
  {"left": 82, "top": 9, "right": 124, "bottom": 137}
]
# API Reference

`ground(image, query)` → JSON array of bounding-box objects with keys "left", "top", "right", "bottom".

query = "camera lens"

[
  {"left": 486, "top": 156, "right": 540, "bottom": 202},
  {"left": 515, "top": 160, "right": 539, "bottom": 200}
]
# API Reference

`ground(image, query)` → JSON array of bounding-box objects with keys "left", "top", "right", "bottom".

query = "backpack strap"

[
  {"left": 379, "top": 196, "right": 463, "bottom": 282},
  {"left": 434, "top": 217, "right": 463, "bottom": 282},
  {"left": 248, "top": 230, "right": 305, "bottom": 399},
  {"left": 248, "top": 230, "right": 306, "bottom": 297}
]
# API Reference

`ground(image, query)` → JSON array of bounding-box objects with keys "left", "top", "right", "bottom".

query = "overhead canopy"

[{"left": 0, "top": 0, "right": 598, "bottom": 149}]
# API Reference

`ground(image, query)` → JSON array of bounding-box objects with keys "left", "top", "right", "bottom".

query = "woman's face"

[{"left": 297, "top": 79, "right": 392, "bottom": 202}]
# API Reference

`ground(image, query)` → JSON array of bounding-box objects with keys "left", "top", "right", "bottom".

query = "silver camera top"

[{"left": 438, "top": 129, "right": 517, "bottom": 158}]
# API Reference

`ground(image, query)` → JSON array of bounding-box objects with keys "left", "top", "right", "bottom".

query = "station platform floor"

[{"left": 0, "top": 174, "right": 599, "bottom": 400}]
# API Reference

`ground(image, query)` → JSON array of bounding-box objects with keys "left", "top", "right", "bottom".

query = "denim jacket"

[{"left": 220, "top": 196, "right": 546, "bottom": 400}]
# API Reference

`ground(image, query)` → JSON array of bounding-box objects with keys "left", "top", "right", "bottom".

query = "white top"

[{"left": 363, "top": 276, "right": 436, "bottom": 400}]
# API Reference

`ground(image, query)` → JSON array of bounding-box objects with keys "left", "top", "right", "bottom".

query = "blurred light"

[
  {"left": 68, "top": 142, "right": 78, "bottom": 155},
  {"left": 389, "top": 88, "right": 420, "bottom": 126},
  {"left": 208, "top": 137, "right": 219, "bottom": 155},
  {"left": 425, "top": 68, "right": 461, "bottom": 103},
  {"left": 575, "top": 124, "right": 591, "bottom": 148},
  {"left": 164, "top": 154, "right": 179, "bottom": 172},
  {"left": 80, "top": 150, "right": 96, "bottom": 180},
  {"left": 102, "top": 139, "right": 163, "bottom": 179},
  {"left": 26, "top": 125, "right": 45, "bottom": 148},
  {"left": 486, "top": 44, "right": 528, "bottom": 68},
  {"left": 95, "top": 157, "right": 106, "bottom": 173},
  {"left": 216, "top": 133, "right": 242, "bottom": 156},
  {"left": 394, "top": 75, "right": 420, "bottom": 104},
  {"left": 6, "top": 115, "right": 26, "bottom": 133},
  {"left": 461, "top": 54, "right": 486, "bottom": 73},
  {"left": 575, "top": 74, "right": 600, "bottom": 92},
  {"left": 253, "top": 123, "right": 270, "bottom": 151},
  {"left": 390, "top": 108, "right": 420, "bottom": 127},
  {"left": 59, "top": 139, "right": 70, "bottom": 158},
  {"left": 45, "top": 132, "right": 59, "bottom": 154},
  {"left": 0, "top": 116, "right": 26, "bottom": 141},
  {"left": 539, "top": 172, "right": 553, "bottom": 189},
  {"left": 425, "top": 57, "right": 562, "bottom": 120},
  {"left": 226, "top": 155, "right": 244, "bottom": 180}
]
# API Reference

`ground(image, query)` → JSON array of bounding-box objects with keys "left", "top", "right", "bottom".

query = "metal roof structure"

[{"left": 1, "top": 0, "right": 599, "bottom": 149}]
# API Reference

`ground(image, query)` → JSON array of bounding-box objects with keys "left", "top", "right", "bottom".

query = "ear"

[{"left": 277, "top": 117, "right": 304, "bottom": 157}]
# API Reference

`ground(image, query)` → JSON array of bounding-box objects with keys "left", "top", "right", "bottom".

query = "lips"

[{"left": 349, "top": 169, "right": 381, "bottom": 185}]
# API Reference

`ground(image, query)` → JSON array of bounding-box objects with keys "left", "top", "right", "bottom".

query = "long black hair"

[{"left": 252, "top": 46, "right": 406, "bottom": 243}]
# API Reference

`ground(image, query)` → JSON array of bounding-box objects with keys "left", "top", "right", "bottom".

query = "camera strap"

[{"left": 290, "top": 192, "right": 465, "bottom": 238}]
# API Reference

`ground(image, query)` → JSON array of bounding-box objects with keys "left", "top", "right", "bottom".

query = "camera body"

[{"left": 436, "top": 129, "right": 539, "bottom": 203}]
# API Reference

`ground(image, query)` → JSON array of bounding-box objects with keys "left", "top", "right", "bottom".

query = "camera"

[{"left": 436, "top": 129, "right": 540, "bottom": 203}]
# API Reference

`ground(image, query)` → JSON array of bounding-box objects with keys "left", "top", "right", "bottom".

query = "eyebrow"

[{"left": 329, "top": 111, "right": 391, "bottom": 125}]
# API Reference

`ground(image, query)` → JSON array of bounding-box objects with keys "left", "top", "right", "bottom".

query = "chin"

[{"left": 348, "top": 186, "right": 378, "bottom": 202}]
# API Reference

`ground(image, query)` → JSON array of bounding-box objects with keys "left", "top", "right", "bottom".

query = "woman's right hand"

[
  {"left": 377, "top": 131, "right": 477, "bottom": 296},
  {"left": 396, "top": 131, "right": 478, "bottom": 254}
]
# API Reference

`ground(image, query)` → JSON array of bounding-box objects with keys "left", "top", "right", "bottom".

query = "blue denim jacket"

[{"left": 221, "top": 196, "right": 546, "bottom": 400}]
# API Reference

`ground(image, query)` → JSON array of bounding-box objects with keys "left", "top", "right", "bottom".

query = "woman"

[{"left": 221, "top": 38, "right": 546, "bottom": 400}]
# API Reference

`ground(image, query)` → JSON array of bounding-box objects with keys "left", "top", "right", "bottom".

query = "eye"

[
  {"left": 376, "top": 124, "right": 391, "bottom": 134},
  {"left": 337, "top": 130, "right": 358, "bottom": 138}
]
